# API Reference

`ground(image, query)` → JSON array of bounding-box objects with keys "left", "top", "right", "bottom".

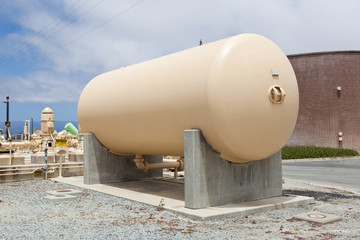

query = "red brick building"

[{"left": 286, "top": 51, "right": 360, "bottom": 150}]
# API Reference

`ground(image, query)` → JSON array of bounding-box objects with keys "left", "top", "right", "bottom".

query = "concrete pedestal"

[
  {"left": 83, "top": 133, "right": 163, "bottom": 184},
  {"left": 0, "top": 155, "right": 10, "bottom": 166},
  {"left": 0, "top": 154, "right": 25, "bottom": 165},
  {"left": 55, "top": 154, "right": 66, "bottom": 163},
  {"left": 11, "top": 154, "right": 25, "bottom": 165},
  {"left": 184, "top": 129, "right": 282, "bottom": 209},
  {"left": 31, "top": 153, "right": 56, "bottom": 164},
  {"left": 68, "top": 152, "right": 84, "bottom": 162}
]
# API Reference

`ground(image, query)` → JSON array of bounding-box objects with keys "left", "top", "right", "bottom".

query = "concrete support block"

[
  {"left": 68, "top": 152, "right": 84, "bottom": 162},
  {"left": 184, "top": 129, "right": 282, "bottom": 209},
  {"left": 11, "top": 155, "right": 25, "bottom": 165},
  {"left": 83, "top": 133, "right": 163, "bottom": 184},
  {"left": 31, "top": 153, "right": 56, "bottom": 164},
  {"left": 0, "top": 155, "right": 11, "bottom": 166},
  {"left": 0, "top": 154, "right": 25, "bottom": 165},
  {"left": 55, "top": 155, "right": 66, "bottom": 163}
]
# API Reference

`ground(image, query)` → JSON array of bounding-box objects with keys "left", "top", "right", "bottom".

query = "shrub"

[{"left": 282, "top": 146, "right": 358, "bottom": 159}]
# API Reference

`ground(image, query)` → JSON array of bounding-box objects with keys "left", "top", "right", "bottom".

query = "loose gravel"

[{"left": 0, "top": 179, "right": 359, "bottom": 239}]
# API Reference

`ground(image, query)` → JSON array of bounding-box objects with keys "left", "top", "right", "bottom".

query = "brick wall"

[{"left": 286, "top": 51, "right": 360, "bottom": 150}]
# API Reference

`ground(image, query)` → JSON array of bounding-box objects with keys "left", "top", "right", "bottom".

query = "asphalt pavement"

[{"left": 282, "top": 158, "right": 360, "bottom": 191}]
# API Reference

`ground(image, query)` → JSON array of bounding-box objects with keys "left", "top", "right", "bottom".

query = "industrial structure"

[
  {"left": 79, "top": 33, "right": 299, "bottom": 208},
  {"left": 287, "top": 51, "right": 360, "bottom": 150},
  {"left": 0, "top": 105, "right": 84, "bottom": 182},
  {"left": 78, "top": 33, "right": 298, "bottom": 163}
]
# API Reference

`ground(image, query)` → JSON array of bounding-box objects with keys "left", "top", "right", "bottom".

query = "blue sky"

[{"left": 0, "top": 0, "right": 360, "bottom": 121}]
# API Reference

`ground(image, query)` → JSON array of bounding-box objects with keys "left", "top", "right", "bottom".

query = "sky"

[{"left": 0, "top": 0, "right": 360, "bottom": 121}]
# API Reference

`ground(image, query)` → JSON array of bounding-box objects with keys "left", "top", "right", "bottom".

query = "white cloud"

[
  {"left": 0, "top": 71, "right": 83, "bottom": 103},
  {"left": 0, "top": 0, "right": 360, "bottom": 104}
]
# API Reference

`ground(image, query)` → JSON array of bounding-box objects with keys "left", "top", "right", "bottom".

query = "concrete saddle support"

[
  {"left": 83, "top": 133, "right": 162, "bottom": 184},
  {"left": 83, "top": 131, "right": 282, "bottom": 209},
  {"left": 184, "top": 129, "right": 282, "bottom": 209}
]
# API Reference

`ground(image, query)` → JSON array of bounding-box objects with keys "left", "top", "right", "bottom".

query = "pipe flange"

[
  {"left": 176, "top": 158, "right": 184, "bottom": 171},
  {"left": 269, "top": 86, "right": 286, "bottom": 104}
]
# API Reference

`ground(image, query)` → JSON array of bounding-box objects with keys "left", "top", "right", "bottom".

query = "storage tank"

[{"left": 78, "top": 33, "right": 299, "bottom": 163}]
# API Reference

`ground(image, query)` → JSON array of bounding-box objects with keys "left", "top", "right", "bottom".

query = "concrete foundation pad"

[
  {"left": 293, "top": 211, "right": 342, "bottom": 224},
  {"left": 54, "top": 176, "right": 314, "bottom": 220},
  {"left": 45, "top": 194, "right": 77, "bottom": 202},
  {"left": 47, "top": 189, "right": 83, "bottom": 196}
]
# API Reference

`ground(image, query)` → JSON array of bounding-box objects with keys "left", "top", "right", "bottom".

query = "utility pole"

[
  {"left": 30, "top": 117, "right": 33, "bottom": 135},
  {"left": 2, "top": 95, "right": 11, "bottom": 140}
]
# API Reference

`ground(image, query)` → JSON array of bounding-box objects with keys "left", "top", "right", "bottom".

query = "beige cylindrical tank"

[{"left": 78, "top": 33, "right": 299, "bottom": 163}]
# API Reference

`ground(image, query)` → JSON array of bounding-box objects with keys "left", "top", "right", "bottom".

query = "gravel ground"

[{"left": 0, "top": 179, "right": 359, "bottom": 240}]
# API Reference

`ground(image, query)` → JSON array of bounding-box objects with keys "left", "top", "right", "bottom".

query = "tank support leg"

[
  {"left": 184, "top": 129, "right": 282, "bottom": 209},
  {"left": 83, "top": 133, "right": 163, "bottom": 184}
]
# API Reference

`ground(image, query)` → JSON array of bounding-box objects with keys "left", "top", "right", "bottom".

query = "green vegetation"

[{"left": 282, "top": 146, "right": 359, "bottom": 159}]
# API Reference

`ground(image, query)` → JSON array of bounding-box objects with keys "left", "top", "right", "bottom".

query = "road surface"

[{"left": 282, "top": 158, "right": 360, "bottom": 191}]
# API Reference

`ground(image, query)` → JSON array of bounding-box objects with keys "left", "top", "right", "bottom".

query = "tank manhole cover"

[
  {"left": 307, "top": 213, "right": 326, "bottom": 219},
  {"left": 55, "top": 195, "right": 66, "bottom": 197},
  {"left": 294, "top": 211, "right": 341, "bottom": 224},
  {"left": 47, "top": 189, "right": 83, "bottom": 196},
  {"left": 45, "top": 194, "right": 76, "bottom": 202}
]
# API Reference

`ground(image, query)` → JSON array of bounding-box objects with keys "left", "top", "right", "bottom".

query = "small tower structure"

[
  {"left": 41, "top": 107, "right": 54, "bottom": 138},
  {"left": 31, "top": 107, "right": 56, "bottom": 163}
]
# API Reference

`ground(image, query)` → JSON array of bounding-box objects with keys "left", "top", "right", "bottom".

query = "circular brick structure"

[{"left": 287, "top": 51, "right": 360, "bottom": 150}]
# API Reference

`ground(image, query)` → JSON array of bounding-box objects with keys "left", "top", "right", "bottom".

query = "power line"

[
  {"left": 27, "top": 0, "right": 93, "bottom": 44},
  {"left": 20, "top": 0, "right": 87, "bottom": 46},
  {"left": 1, "top": 0, "right": 146, "bottom": 83},
  {"left": 45, "top": 0, "right": 146, "bottom": 59},
  {"left": 0, "top": 0, "right": 94, "bottom": 66},
  {"left": 0, "top": 0, "right": 85, "bottom": 63},
  {"left": 30, "top": 0, "right": 106, "bottom": 49}
]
